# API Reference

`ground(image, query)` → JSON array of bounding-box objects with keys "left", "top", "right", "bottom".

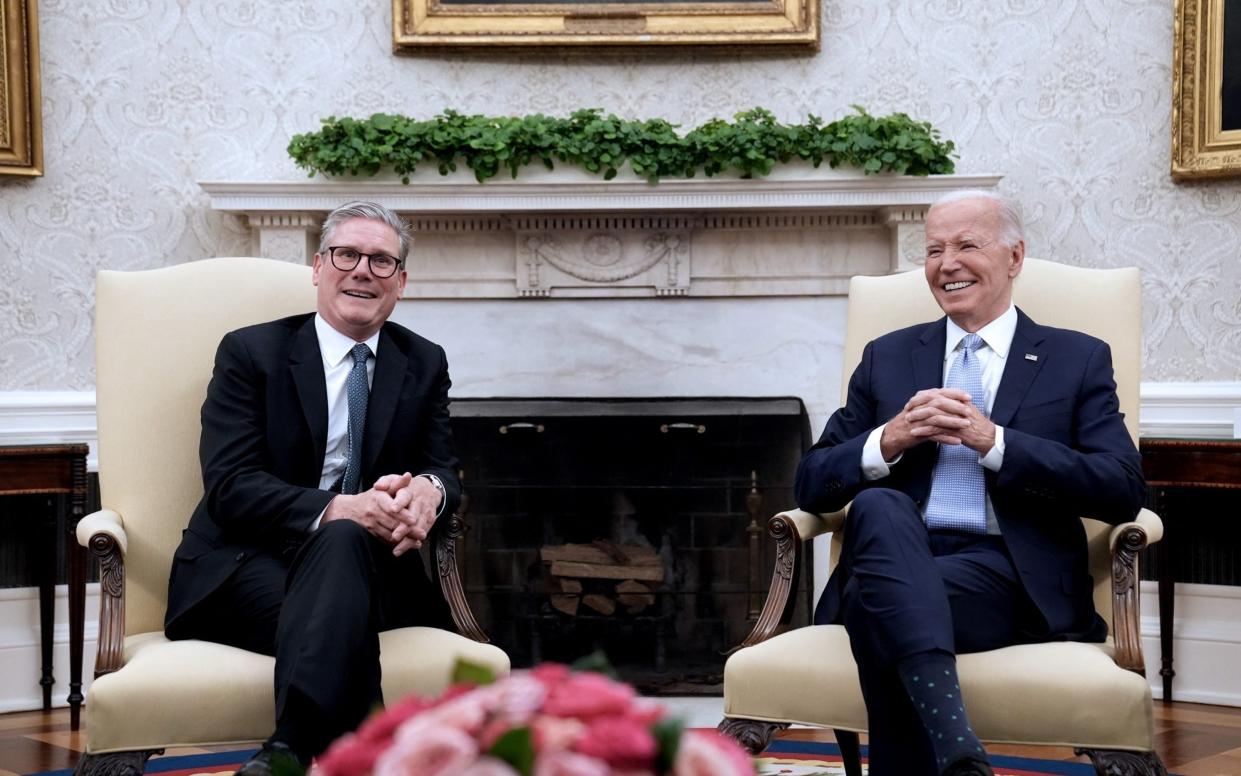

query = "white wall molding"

[
  {"left": 200, "top": 172, "right": 1003, "bottom": 291},
  {"left": 1138, "top": 381, "right": 1241, "bottom": 439},
  {"left": 0, "top": 390, "right": 98, "bottom": 469},
  {"left": 0, "top": 584, "right": 99, "bottom": 714},
  {"left": 1141, "top": 581, "right": 1241, "bottom": 706}
]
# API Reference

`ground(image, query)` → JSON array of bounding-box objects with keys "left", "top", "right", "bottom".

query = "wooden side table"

[
  {"left": 0, "top": 444, "right": 89, "bottom": 730},
  {"left": 1139, "top": 437, "right": 1241, "bottom": 703}
]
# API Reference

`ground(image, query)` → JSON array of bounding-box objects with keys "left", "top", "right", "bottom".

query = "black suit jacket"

[
  {"left": 165, "top": 313, "right": 461, "bottom": 631},
  {"left": 796, "top": 309, "right": 1145, "bottom": 640}
]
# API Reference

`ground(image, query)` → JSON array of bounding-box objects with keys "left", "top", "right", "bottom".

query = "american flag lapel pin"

[{"left": 1025, "top": 353, "right": 1038, "bottom": 362}]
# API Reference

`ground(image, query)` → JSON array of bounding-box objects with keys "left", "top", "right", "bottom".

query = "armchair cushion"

[
  {"left": 724, "top": 625, "right": 1153, "bottom": 751},
  {"left": 86, "top": 629, "right": 510, "bottom": 754}
]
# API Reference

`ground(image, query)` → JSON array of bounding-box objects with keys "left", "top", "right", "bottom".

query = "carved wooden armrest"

[
  {"left": 1108, "top": 508, "right": 1162, "bottom": 675},
  {"left": 77, "top": 509, "right": 127, "bottom": 677},
  {"left": 433, "top": 511, "right": 489, "bottom": 643},
  {"left": 729, "top": 508, "right": 846, "bottom": 652}
]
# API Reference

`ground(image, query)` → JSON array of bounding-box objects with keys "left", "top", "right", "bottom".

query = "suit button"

[{"left": 235, "top": 552, "right": 245, "bottom": 561}]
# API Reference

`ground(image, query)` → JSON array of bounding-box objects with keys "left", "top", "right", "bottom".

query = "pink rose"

[
  {"left": 414, "top": 688, "right": 493, "bottom": 736},
  {"left": 672, "top": 730, "right": 755, "bottom": 776},
  {"left": 358, "top": 695, "right": 436, "bottom": 744},
  {"left": 574, "top": 717, "right": 657, "bottom": 769},
  {"left": 315, "top": 732, "right": 384, "bottom": 776},
  {"left": 458, "top": 757, "right": 522, "bottom": 776},
  {"left": 372, "top": 721, "right": 478, "bottom": 776},
  {"left": 493, "top": 674, "right": 549, "bottom": 727},
  {"left": 623, "top": 698, "right": 665, "bottom": 727},
  {"left": 534, "top": 750, "right": 612, "bottom": 776},
  {"left": 529, "top": 663, "right": 572, "bottom": 689},
  {"left": 542, "top": 672, "right": 636, "bottom": 718},
  {"left": 532, "top": 715, "right": 587, "bottom": 752}
]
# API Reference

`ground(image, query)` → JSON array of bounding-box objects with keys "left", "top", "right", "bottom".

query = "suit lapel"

[
  {"left": 913, "top": 318, "right": 947, "bottom": 392},
  {"left": 363, "top": 327, "right": 407, "bottom": 477},
  {"left": 906, "top": 319, "right": 948, "bottom": 501},
  {"left": 990, "top": 308, "right": 1048, "bottom": 427},
  {"left": 289, "top": 318, "right": 329, "bottom": 471}
]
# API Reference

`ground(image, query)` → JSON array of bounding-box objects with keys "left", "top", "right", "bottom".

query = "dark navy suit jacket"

[
  {"left": 164, "top": 313, "right": 461, "bottom": 633},
  {"left": 795, "top": 308, "right": 1145, "bottom": 641}
]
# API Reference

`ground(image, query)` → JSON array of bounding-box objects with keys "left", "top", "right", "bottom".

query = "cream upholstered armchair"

[
  {"left": 76, "top": 257, "right": 509, "bottom": 775},
  {"left": 719, "top": 259, "right": 1166, "bottom": 776}
]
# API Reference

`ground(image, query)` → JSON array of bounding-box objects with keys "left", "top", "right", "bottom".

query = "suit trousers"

[
  {"left": 171, "top": 519, "right": 443, "bottom": 759},
  {"left": 832, "top": 488, "right": 1033, "bottom": 775}
]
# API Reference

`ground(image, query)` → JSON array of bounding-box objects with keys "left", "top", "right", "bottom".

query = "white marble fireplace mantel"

[{"left": 200, "top": 170, "right": 1001, "bottom": 299}]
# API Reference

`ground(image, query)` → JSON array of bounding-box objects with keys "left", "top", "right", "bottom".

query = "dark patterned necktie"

[
  {"left": 341, "top": 343, "right": 370, "bottom": 495},
  {"left": 924, "top": 333, "right": 988, "bottom": 533}
]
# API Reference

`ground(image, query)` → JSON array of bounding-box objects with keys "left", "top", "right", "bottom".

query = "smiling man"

[
  {"left": 794, "top": 191, "right": 1145, "bottom": 776},
  {"left": 164, "top": 202, "right": 461, "bottom": 775}
]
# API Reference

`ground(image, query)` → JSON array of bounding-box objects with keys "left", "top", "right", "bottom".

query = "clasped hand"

[
  {"left": 323, "top": 472, "right": 442, "bottom": 556},
  {"left": 880, "top": 387, "right": 996, "bottom": 461}
]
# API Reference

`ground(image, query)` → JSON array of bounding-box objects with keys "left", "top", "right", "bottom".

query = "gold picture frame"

[
  {"left": 0, "top": 0, "right": 41, "bottom": 177},
  {"left": 1172, "top": 0, "right": 1241, "bottom": 180},
  {"left": 393, "top": 0, "right": 818, "bottom": 49}
]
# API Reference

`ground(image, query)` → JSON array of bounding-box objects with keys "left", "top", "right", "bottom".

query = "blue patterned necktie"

[
  {"left": 341, "top": 343, "right": 371, "bottom": 495},
  {"left": 924, "top": 333, "right": 988, "bottom": 533}
]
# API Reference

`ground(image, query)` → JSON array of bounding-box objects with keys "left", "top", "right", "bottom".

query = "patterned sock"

[{"left": 895, "top": 650, "right": 988, "bottom": 773}]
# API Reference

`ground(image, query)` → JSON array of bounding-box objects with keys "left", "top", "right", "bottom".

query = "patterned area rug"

[
  {"left": 30, "top": 740, "right": 1097, "bottom": 776},
  {"left": 757, "top": 740, "right": 1096, "bottom": 775}
]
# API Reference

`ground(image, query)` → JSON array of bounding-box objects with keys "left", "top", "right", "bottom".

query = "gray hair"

[
  {"left": 929, "top": 189, "right": 1024, "bottom": 247},
  {"left": 318, "top": 201, "right": 413, "bottom": 263}
]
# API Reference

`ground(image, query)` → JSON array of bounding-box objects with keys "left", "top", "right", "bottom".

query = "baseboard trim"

[
  {"left": 0, "top": 584, "right": 100, "bottom": 713},
  {"left": 1140, "top": 581, "right": 1241, "bottom": 706}
]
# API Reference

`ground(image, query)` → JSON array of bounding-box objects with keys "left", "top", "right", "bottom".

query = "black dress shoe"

[
  {"left": 942, "top": 755, "right": 994, "bottom": 776},
  {"left": 235, "top": 741, "right": 303, "bottom": 776}
]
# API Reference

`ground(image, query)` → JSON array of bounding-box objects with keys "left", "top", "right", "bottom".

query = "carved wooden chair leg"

[
  {"left": 74, "top": 749, "right": 164, "bottom": 776},
  {"left": 716, "top": 718, "right": 790, "bottom": 754},
  {"left": 1075, "top": 748, "right": 1168, "bottom": 776},
  {"left": 834, "top": 730, "right": 863, "bottom": 776}
]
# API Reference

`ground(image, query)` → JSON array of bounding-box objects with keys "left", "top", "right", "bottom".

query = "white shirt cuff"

[
  {"left": 421, "top": 473, "right": 448, "bottom": 517},
  {"left": 311, "top": 502, "right": 328, "bottom": 532},
  {"left": 861, "top": 424, "right": 901, "bottom": 480},
  {"left": 980, "top": 425, "right": 1005, "bottom": 471}
]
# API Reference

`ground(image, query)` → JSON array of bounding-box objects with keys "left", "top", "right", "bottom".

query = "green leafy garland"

[{"left": 287, "top": 107, "right": 956, "bottom": 184}]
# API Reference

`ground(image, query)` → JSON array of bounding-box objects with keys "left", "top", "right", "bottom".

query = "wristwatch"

[{"left": 419, "top": 473, "right": 447, "bottom": 516}]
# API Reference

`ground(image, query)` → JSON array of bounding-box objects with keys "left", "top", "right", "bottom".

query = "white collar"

[
  {"left": 944, "top": 304, "right": 1017, "bottom": 360},
  {"left": 314, "top": 314, "right": 380, "bottom": 367}
]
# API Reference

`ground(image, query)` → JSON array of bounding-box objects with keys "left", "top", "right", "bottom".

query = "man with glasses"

[{"left": 164, "top": 201, "right": 460, "bottom": 775}]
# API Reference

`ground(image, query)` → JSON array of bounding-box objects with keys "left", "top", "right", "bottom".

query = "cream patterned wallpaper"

[{"left": 0, "top": 0, "right": 1239, "bottom": 390}]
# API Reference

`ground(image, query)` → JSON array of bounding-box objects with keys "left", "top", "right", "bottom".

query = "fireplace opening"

[{"left": 448, "top": 397, "right": 814, "bottom": 694}]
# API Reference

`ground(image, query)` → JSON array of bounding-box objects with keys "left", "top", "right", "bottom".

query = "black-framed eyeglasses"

[{"left": 325, "top": 246, "right": 403, "bottom": 278}]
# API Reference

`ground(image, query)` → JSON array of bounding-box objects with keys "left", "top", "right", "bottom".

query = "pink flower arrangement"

[{"left": 315, "top": 662, "right": 754, "bottom": 776}]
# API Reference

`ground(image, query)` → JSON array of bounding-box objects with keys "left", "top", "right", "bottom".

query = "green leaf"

[
  {"left": 570, "top": 649, "right": 620, "bottom": 678},
  {"left": 488, "top": 727, "right": 535, "bottom": 776},
  {"left": 452, "top": 658, "right": 498, "bottom": 686},
  {"left": 652, "top": 716, "right": 685, "bottom": 773},
  {"left": 287, "top": 108, "right": 957, "bottom": 183}
]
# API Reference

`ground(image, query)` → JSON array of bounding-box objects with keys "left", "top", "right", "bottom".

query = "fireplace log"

[
  {"left": 615, "top": 579, "right": 655, "bottom": 613},
  {"left": 582, "top": 593, "right": 618, "bottom": 615},
  {"left": 546, "top": 577, "right": 582, "bottom": 616},
  {"left": 541, "top": 543, "right": 660, "bottom": 566},
  {"left": 549, "top": 561, "right": 665, "bottom": 582}
]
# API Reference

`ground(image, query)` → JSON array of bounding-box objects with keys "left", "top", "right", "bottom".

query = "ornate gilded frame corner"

[
  {"left": 393, "top": 0, "right": 818, "bottom": 50},
  {"left": 1172, "top": 0, "right": 1241, "bottom": 180},
  {"left": 0, "top": 0, "right": 42, "bottom": 176}
]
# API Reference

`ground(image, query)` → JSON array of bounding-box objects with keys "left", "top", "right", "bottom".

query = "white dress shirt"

[
  {"left": 311, "top": 315, "right": 446, "bottom": 531},
  {"left": 316, "top": 314, "right": 379, "bottom": 491},
  {"left": 860, "top": 304, "right": 1019, "bottom": 534}
]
